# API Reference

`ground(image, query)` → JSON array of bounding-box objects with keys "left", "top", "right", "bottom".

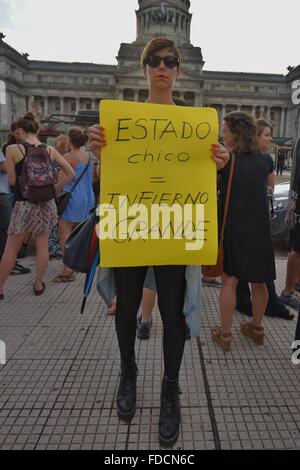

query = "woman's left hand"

[{"left": 211, "top": 144, "right": 230, "bottom": 170}]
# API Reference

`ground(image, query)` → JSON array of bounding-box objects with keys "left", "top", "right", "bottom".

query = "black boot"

[
  {"left": 117, "top": 357, "right": 138, "bottom": 422},
  {"left": 159, "top": 375, "right": 182, "bottom": 447}
]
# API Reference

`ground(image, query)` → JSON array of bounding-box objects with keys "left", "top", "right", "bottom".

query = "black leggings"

[{"left": 114, "top": 266, "right": 186, "bottom": 378}]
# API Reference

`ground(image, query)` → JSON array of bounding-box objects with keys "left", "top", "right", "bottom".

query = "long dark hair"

[{"left": 224, "top": 112, "right": 258, "bottom": 156}]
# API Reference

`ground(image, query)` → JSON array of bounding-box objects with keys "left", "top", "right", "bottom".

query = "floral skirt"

[{"left": 8, "top": 200, "right": 57, "bottom": 235}]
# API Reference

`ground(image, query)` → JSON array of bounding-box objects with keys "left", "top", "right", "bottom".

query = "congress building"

[{"left": 0, "top": 0, "right": 299, "bottom": 141}]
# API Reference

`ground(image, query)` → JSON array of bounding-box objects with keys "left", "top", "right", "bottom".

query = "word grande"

[{"left": 98, "top": 197, "right": 207, "bottom": 251}]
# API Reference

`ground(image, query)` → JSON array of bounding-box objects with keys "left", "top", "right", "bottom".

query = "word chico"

[
  {"left": 291, "top": 80, "right": 300, "bottom": 105},
  {"left": 115, "top": 118, "right": 211, "bottom": 142},
  {"left": 128, "top": 149, "right": 190, "bottom": 164}
]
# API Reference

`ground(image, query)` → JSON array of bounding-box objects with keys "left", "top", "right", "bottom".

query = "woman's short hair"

[
  {"left": 16, "top": 112, "right": 39, "bottom": 134},
  {"left": 67, "top": 127, "right": 88, "bottom": 149},
  {"left": 141, "top": 37, "right": 181, "bottom": 67},
  {"left": 256, "top": 118, "right": 273, "bottom": 137},
  {"left": 224, "top": 112, "right": 258, "bottom": 156}
]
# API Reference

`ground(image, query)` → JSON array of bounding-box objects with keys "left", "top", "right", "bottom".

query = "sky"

[{"left": 0, "top": 0, "right": 299, "bottom": 74}]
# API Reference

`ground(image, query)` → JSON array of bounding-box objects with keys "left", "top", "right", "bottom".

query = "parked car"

[{"left": 270, "top": 182, "right": 290, "bottom": 244}]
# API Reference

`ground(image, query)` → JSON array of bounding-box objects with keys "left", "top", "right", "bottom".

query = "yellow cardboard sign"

[{"left": 99, "top": 100, "right": 218, "bottom": 267}]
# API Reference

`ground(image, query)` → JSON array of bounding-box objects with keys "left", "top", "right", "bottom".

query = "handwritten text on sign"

[{"left": 99, "top": 100, "right": 219, "bottom": 267}]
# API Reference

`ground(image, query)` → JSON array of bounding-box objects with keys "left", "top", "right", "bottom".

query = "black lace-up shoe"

[
  {"left": 159, "top": 375, "right": 182, "bottom": 447},
  {"left": 117, "top": 357, "right": 138, "bottom": 422}
]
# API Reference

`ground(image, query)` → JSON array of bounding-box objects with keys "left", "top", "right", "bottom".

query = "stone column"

[
  {"left": 134, "top": 90, "right": 139, "bottom": 102},
  {"left": 44, "top": 96, "right": 48, "bottom": 117},
  {"left": 266, "top": 106, "right": 271, "bottom": 121},
  {"left": 117, "top": 89, "right": 124, "bottom": 100},
  {"left": 60, "top": 97, "right": 64, "bottom": 114},
  {"left": 76, "top": 97, "right": 80, "bottom": 113},
  {"left": 280, "top": 108, "right": 286, "bottom": 136},
  {"left": 194, "top": 93, "right": 202, "bottom": 107},
  {"left": 221, "top": 104, "right": 226, "bottom": 121}
]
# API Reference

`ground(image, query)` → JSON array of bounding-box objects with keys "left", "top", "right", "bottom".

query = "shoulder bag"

[{"left": 202, "top": 154, "right": 235, "bottom": 278}]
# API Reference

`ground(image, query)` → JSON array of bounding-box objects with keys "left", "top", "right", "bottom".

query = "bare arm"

[
  {"left": 50, "top": 148, "right": 75, "bottom": 194},
  {"left": 0, "top": 161, "right": 7, "bottom": 173},
  {"left": 6, "top": 147, "right": 17, "bottom": 186}
]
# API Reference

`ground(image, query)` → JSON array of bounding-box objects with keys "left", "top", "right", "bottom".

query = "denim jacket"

[{"left": 96, "top": 265, "right": 202, "bottom": 337}]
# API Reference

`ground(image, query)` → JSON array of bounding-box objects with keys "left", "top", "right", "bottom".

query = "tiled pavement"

[{"left": 0, "top": 255, "right": 299, "bottom": 450}]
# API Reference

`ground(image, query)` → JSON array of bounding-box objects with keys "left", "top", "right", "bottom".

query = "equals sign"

[{"left": 150, "top": 177, "right": 167, "bottom": 184}]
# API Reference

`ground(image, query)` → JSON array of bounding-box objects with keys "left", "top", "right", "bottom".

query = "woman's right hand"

[{"left": 87, "top": 125, "right": 107, "bottom": 159}]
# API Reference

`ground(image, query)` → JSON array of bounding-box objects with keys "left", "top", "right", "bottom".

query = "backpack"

[{"left": 18, "top": 142, "right": 56, "bottom": 204}]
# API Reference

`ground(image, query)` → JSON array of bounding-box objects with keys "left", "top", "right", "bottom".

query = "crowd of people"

[
  {"left": 0, "top": 115, "right": 96, "bottom": 298},
  {"left": 0, "top": 36, "right": 299, "bottom": 447}
]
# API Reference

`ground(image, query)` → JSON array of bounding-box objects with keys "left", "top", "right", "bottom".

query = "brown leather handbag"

[{"left": 203, "top": 154, "right": 235, "bottom": 278}]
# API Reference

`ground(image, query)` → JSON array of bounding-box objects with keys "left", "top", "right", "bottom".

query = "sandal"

[
  {"left": 240, "top": 321, "right": 264, "bottom": 345},
  {"left": 10, "top": 262, "right": 31, "bottom": 275},
  {"left": 52, "top": 272, "right": 75, "bottom": 283},
  {"left": 212, "top": 325, "right": 232, "bottom": 352}
]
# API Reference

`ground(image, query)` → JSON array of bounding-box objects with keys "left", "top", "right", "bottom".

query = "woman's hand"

[
  {"left": 87, "top": 125, "right": 107, "bottom": 159},
  {"left": 211, "top": 144, "right": 230, "bottom": 171}
]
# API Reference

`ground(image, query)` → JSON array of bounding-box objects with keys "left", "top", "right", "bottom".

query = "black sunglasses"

[{"left": 145, "top": 55, "right": 180, "bottom": 69}]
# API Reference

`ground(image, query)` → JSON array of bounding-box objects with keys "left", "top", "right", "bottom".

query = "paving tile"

[{"left": 0, "top": 257, "right": 299, "bottom": 450}]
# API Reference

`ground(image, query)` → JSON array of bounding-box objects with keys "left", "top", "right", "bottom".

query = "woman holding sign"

[
  {"left": 88, "top": 37, "right": 229, "bottom": 447},
  {"left": 213, "top": 112, "right": 276, "bottom": 352}
]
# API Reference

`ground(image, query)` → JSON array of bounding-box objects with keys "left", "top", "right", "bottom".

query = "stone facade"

[{"left": 0, "top": 1, "right": 299, "bottom": 139}]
